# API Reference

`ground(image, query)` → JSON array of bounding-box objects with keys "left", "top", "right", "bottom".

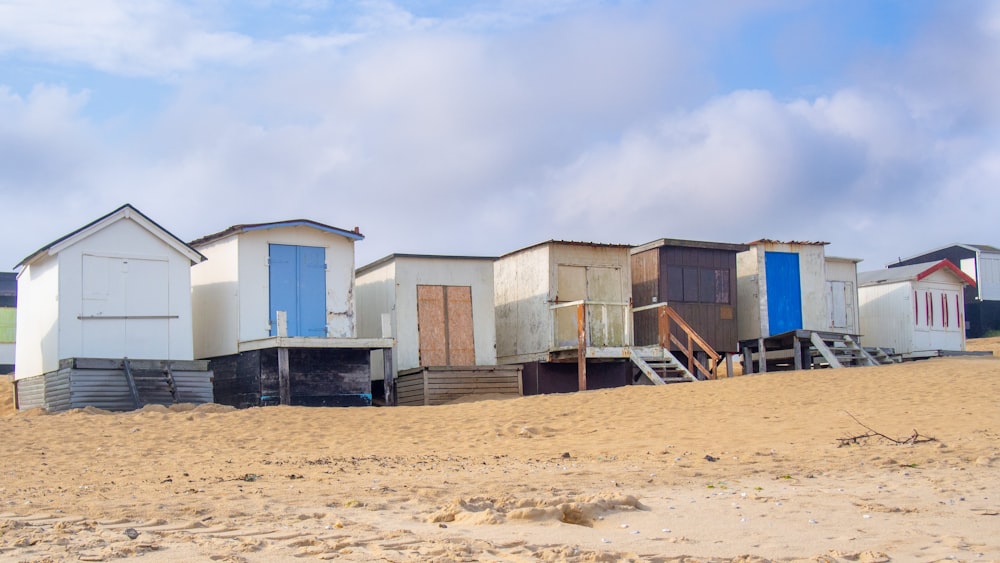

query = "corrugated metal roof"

[
  {"left": 746, "top": 239, "right": 830, "bottom": 246},
  {"left": 16, "top": 204, "right": 206, "bottom": 269},
  {"left": 859, "top": 260, "right": 976, "bottom": 287},
  {"left": 499, "top": 239, "right": 633, "bottom": 258},
  {"left": 190, "top": 219, "right": 364, "bottom": 247},
  {"left": 356, "top": 253, "right": 497, "bottom": 276}
]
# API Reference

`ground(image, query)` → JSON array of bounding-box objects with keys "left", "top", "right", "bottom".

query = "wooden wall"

[
  {"left": 632, "top": 245, "right": 740, "bottom": 353},
  {"left": 395, "top": 366, "right": 522, "bottom": 406},
  {"left": 210, "top": 347, "right": 372, "bottom": 408}
]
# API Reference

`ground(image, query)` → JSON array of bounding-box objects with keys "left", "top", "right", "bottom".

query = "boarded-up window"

[
  {"left": 0, "top": 308, "right": 14, "bottom": 343},
  {"left": 417, "top": 285, "right": 475, "bottom": 366},
  {"left": 666, "top": 266, "right": 731, "bottom": 304}
]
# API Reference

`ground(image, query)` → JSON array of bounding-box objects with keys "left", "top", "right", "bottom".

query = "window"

[
  {"left": 666, "top": 267, "right": 731, "bottom": 304},
  {"left": 0, "top": 308, "right": 14, "bottom": 343}
]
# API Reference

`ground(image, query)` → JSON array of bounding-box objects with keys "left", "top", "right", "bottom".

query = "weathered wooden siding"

[
  {"left": 395, "top": 366, "right": 522, "bottom": 406},
  {"left": 519, "top": 360, "right": 631, "bottom": 396},
  {"left": 494, "top": 245, "right": 550, "bottom": 363},
  {"left": 824, "top": 258, "right": 860, "bottom": 335}
]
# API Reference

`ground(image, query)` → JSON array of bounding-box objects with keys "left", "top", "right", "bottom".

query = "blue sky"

[{"left": 1, "top": 0, "right": 997, "bottom": 271}]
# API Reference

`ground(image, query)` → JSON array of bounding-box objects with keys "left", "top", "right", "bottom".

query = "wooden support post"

[
  {"left": 687, "top": 334, "right": 694, "bottom": 374},
  {"left": 278, "top": 347, "right": 290, "bottom": 405},
  {"left": 742, "top": 345, "right": 753, "bottom": 375},
  {"left": 383, "top": 348, "right": 395, "bottom": 406},
  {"left": 726, "top": 353, "right": 735, "bottom": 378},
  {"left": 658, "top": 306, "right": 670, "bottom": 349},
  {"left": 801, "top": 339, "right": 812, "bottom": 370},
  {"left": 577, "top": 302, "right": 587, "bottom": 392},
  {"left": 793, "top": 337, "right": 803, "bottom": 371},
  {"left": 276, "top": 310, "right": 288, "bottom": 337},
  {"left": 758, "top": 337, "right": 767, "bottom": 373}
]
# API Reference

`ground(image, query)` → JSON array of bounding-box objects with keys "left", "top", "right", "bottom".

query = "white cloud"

[{"left": 0, "top": 0, "right": 255, "bottom": 76}]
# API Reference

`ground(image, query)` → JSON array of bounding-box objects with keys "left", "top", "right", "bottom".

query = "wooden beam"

[
  {"left": 383, "top": 348, "right": 395, "bottom": 406},
  {"left": 725, "top": 353, "right": 734, "bottom": 378},
  {"left": 757, "top": 338, "right": 767, "bottom": 373},
  {"left": 577, "top": 302, "right": 587, "bottom": 392},
  {"left": 742, "top": 345, "right": 753, "bottom": 375},
  {"left": 793, "top": 337, "right": 802, "bottom": 370},
  {"left": 278, "top": 347, "right": 290, "bottom": 405},
  {"left": 809, "top": 332, "right": 843, "bottom": 369}
]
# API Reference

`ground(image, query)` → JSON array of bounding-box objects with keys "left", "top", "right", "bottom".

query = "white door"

[{"left": 81, "top": 255, "right": 170, "bottom": 359}]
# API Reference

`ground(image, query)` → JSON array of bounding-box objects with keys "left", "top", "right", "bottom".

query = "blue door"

[
  {"left": 269, "top": 244, "right": 327, "bottom": 337},
  {"left": 765, "top": 251, "right": 802, "bottom": 336}
]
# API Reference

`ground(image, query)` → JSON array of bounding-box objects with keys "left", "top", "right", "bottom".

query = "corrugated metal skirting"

[{"left": 15, "top": 358, "right": 214, "bottom": 412}]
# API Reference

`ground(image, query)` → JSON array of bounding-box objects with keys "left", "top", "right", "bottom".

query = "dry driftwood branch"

[{"left": 837, "top": 411, "right": 937, "bottom": 447}]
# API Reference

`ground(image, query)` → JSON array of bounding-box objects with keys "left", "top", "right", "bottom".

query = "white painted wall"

[
  {"left": 191, "top": 236, "right": 240, "bottom": 359},
  {"left": 495, "top": 245, "right": 550, "bottom": 363},
  {"left": 191, "top": 225, "right": 360, "bottom": 357},
  {"left": 357, "top": 256, "right": 498, "bottom": 378},
  {"left": 16, "top": 217, "right": 197, "bottom": 378},
  {"left": 237, "top": 227, "right": 357, "bottom": 342},
  {"left": 355, "top": 259, "right": 396, "bottom": 378},
  {"left": 859, "top": 269, "right": 966, "bottom": 354},
  {"left": 978, "top": 252, "right": 1000, "bottom": 301},
  {"left": 15, "top": 255, "right": 59, "bottom": 378},
  {"left": 736, "top": 242, "right": 829, "bottom": 340}
]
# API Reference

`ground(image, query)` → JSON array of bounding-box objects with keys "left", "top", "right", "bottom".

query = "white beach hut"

[
  {"left": 355, "top": 254, "right": 521, "bottom": 405},
  {"left": 858, "top": 260, "right": 975, "bottom": 357},
  {"left": 190, "top": 219, "right": 392, "bottom": 407},
  {"left": 13, "top": 204, "right": 212, "bottom": 411}
]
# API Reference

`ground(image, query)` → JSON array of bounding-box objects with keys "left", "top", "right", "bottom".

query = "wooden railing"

[
  {"left": 632, "top": 303, "right": 721, "bottom": 380},
  {"left": 549, "top": 300, "right": 631, "bottom": 349}
]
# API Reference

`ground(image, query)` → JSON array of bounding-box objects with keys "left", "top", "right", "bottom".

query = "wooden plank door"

[
  {"left": 269, "top": 244, "right": 327, "bottom": 337},
  {"left": 417, "top": 285, "right": 475, "bottom": 366},
  {"left": 826, "top": 280, "right": 854, "bottom": 332},
  {"left": 555, "top": 265, "right": 586, "bottom": 347},
  {"left": 764, "top": 251, "right": 802, "bottom": 336},
  {"left": 587, "top": 266, "right": 624, "bottom": 346}
]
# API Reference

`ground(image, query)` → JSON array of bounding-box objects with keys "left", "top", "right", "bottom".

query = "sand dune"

[{"left": 1, "top": 354, "right": 998, "bottom": 562}]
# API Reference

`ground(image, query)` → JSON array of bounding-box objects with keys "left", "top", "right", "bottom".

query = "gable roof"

[
  {"left": 190, "top": 219, "right": 364, "bottom": 248},
  {"left": 859, "top": 260, "right": 976, "bottom": 288},
  {"left": 16, "top": 204, "right": 206, "bottom": 269}
]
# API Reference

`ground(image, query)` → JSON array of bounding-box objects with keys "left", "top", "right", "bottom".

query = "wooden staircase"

[
  {"left": 629, "top": 346, "right": 697, "bottom": 384},
  {"left": 122, "top": 358, "right": 183, "bottom": 407},
  {"left": 808, "top": 333, "right": 880, "bottom": 368}
]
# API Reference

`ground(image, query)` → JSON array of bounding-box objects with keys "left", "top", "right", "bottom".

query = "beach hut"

[
  {"left": 630, "top": 238, "right": 748, "bottom": 377},
  {"left": 888, "top": 244, "right": 1000, "bottom": 337},
  {"left": 355, "top": 254, "right": 521, "bottom": 406},
  {"left": 0, "top": 272, "right": 15, "bottom": 374},
  {"left": 859, "top": 260, "right": 976, "bottom": 357},
  {"left": 13, "top": 204, "right": 213, "bottom": 411},
  {"left": 190, "top": 220, "right": 393, "bottom": 408},
  {"left": 494, "top": 240, "right": 695, "bottom": 394},
  {"left": 737, "top": 240, "right": 878, "bottom": 372}
]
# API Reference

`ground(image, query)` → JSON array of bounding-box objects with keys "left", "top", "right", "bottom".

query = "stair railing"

[{"left": 632, "top": 303, "right": 721, "bottom": 380}]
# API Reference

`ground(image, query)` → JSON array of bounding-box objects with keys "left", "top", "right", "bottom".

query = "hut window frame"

[{"left": 665, "top": 266, "right": 731, "bottom": 305}]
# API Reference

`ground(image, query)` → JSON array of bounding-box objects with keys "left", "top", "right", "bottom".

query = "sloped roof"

[
  {"left": 357, "top": 253, "right": 497, "bottom": 276},
  {"left": 859, "top": 260, "right": 976, "bottom": 287},
  {"left": 190, "top": 219, "right": 364, "bottom": 248},
  {"left": 499, "top": 239, "right": 632, "bottom": 259},
  {"left": 894, "top": 243, "right": 1000, "bottom": 264},
  {"left": 746, "top": 239, "right": 829, "bottom": 246},
  {"left": 632, "top": 238, "right": 748, "bottom": 254},
  {"left": 16, "top": 204, "right": 206, "bottom": 269}
]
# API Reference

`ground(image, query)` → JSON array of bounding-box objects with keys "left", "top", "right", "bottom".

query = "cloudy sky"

[{"left": 1, "top": 0, "right": 998, "bottom": 272}]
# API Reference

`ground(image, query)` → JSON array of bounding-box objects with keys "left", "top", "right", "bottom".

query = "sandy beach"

[{"left": 1, "top": 344, "right": 998, "bottom": 562}]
